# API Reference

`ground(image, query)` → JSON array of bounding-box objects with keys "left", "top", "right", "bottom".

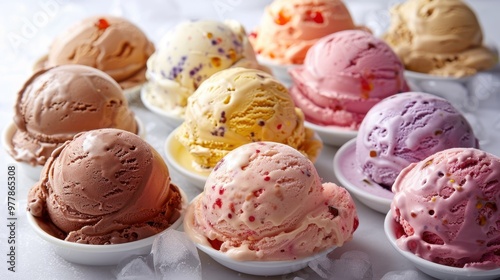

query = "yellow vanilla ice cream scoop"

[
  {"left": 175, "top": 67, "right": 322, "bottom": 169},
  {"left": 383, "top": 0, "right": 497, "bottom": 77}
]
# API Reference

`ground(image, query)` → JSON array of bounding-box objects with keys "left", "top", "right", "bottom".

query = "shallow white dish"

[
  {"left": 256, "top": 55, "right": 299, "bottom": 87},
  {"left": 333, "top": 139, "right": 392, "bottom": 214},
  {"left": 306, "top": 121, "right": 357, "bottom": 147},
  {"left": 123, "top": 83, "right": 144, "bottom": 101},
  {"left": 140, "top": 85, "right": 184, "bottom": 128},
  {"left": 26, "top": 186, "right": 188, "bottom": 266},
  {"left": 384, "top": 212, "right": 500, "bottom": 280},
  {"left": 2, "top": 116, "right": 145, "bottom": 182},
  {"left": 164, "top": 128, "right": 210, "bottom": 189},
  {"left": 195, "top": 242, "right": 335, "bottom": 276},
  {"left": 404, "top": 70, "right": 473, "bottom": 84}
]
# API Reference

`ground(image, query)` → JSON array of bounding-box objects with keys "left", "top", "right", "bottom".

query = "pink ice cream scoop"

[
  {"left": 289, "top": 30, "right": 409, "bottom": 130},
  {"left": 391, "top": 148, "right": 500, "bottom": 269},
  {"left": 356, "top": 92, "right": 478, "bottom": 188},
  {"left": 184, "top": 141, "right": 358, "bottom": 261}
]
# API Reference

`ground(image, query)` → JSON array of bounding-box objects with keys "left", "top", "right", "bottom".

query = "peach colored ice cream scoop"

[
  {"left": 35, "top": 15, "right": 154, "bottom": 89},
  {"left": 27, "top": 128, "right": 183, "bottom": 245},
  {"left": 8, "top": 64, "right": 138, "bottom": 167},
  {"left": 289, "top": 30, "right": 409, "bottom": 129},
  {"left": 391, "top": 148, "right": 500, "bottom": 268},
  {"left": 184, "top": 141, "right": 358, "bottom": 261},
  {"left": 250, "top": 0, "right": 367, "bottom": 65}
]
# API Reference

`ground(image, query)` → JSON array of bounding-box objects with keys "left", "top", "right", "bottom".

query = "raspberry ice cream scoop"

[
  {"left": 289, "top": 30, "right": 409, "bottom": 129},
  {"left": 184, "top": 141, "right": 358, "bottom": 261},
  {"left": 356, "top": 92, "right": 478, "bottom": 188},
  {"left": 391, "top": 148, "right": 500, "bottom": 268}
]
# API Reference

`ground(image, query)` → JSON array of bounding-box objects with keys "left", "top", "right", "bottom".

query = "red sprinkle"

[
  {"left": 208, "top": 239, "right": 223, "bottom": 250},
  {"left": 249, "top": 216, "right": 255, "bottom": 222},
  {"left": 228, "top": 213, "right": 232, "bottom": 219},
  {"left": 264, "top": 176, "right": 271, "bottom": 181},
  {"left": 219, "top": 188, "right": 225, "bottom": 195},
  {"left": 95, "top": 18, "right": 110, "bottom": 30},
  {"left": 277, "top": 124, "right": 282, "bottom": 130},
  {"left": 253, "top": 189, "right": 264, "bottom": 197},
  {"left": 214, "top": 198, "right": 222, "bottom": 209},
  {"left": 305, "top": 10, "right": 324, "bottom": 24},
  {"left": 249, "top": 31, "right": 257, "bottom": 38}
]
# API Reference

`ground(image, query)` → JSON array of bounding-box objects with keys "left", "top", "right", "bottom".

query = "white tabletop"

[{"left": 0, "top": 1, "right": 499, "bottom": 279}]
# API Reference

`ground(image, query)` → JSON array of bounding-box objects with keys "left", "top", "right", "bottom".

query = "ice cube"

[
  {"left": 115, "top": 256, "right": 155, "bottom": 280},
  {"left": 152, "top": 229, "right": 202, "bottom": 280},
  {"left": 381, "top": 270, "right": 430, "bottom": 280},
  {"left": 308, "top": 250, "right": 373, "bottom": 280}
]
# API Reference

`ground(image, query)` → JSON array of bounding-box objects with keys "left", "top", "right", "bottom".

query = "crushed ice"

[{"left": 115, "top": 229, "right": 202, "bottom": 280}]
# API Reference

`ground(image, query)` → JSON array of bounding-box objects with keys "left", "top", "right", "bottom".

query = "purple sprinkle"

[
  {"left": 218, "top": 48, "right": 225, "bottom": 54},
  {"left": 220, "top": 111, "right": 226, "bottom": 123},
  {"left": 211, "top": 40, "right": 217, "bottom": 45},
  {"left": 258, "top": 120, "right": 265, "bottom": 126}
]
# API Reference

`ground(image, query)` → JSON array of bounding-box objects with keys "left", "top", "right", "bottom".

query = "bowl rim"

[
  {"left": 383, "top": 211, "right": 500, "bottom": 277},
  {"left": 164, "top": 127, "right": 209, "bottom": 189},
  {"left": 195, "top": 240, "right": 336, "bottom": 267},
  {"left": 305, "top": 121, "right": 358, "bottom": 137},
  {"left": 27, "top": 186, "right": 189, "bottom": 252},
  {"left": 139, "top": 83, "right": 184, "bottom": 127},
  {"left": 333, "top": 139, "right": 392, "bottom": 208},
  {"left": 255, "top": 54, "right": 301, "bottom": 68},
  {"left": 404, "top": 70, "right": 473, "bottom": 83}
]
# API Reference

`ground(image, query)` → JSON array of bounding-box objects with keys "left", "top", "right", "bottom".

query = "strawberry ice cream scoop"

[
  {"left": 391, "top": 148, "right": 500, "bottom": 268},
  {"left": 289, "top": 30, "right": 409, "bottom": 129},
  {"left": 184, "top": 141, "right": 358, "bottom": 261},
  {"left": 356, "top": 92, "right": 478, "bottom": 188}
]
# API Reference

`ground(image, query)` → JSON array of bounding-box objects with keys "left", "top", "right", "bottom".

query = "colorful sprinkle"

[
  {"left": 220, "top": 111, "right": 226, "bottom": 123},
  {"left": 277, "top": 124, "right": 282, "bottom": 130},
  {"left": 95, "top": 18, "right": 110, "bottom": 30},
  {"left": 305, "top": 10, "right": 324, "bottom": 24},
  {"left": 212, "top": 57, "right": 222, "bottom": 67},
  {"left": 264, "top": 176, "right": 270, "bottom": 181},
  {"left": 249, "top": 216, "right": 255, "bottom": 222},
  {"left": 214, "top": 198, "right": 222, "bottom": 209},
  {"left": 328, "top": 206, "right": 339, "bottom": 218},
  {"left": 275, "top": 9, "right": 291, "bottom": 25},
  {"left": 258, "top": 120, "right": 265, "bottom": 126},
  {"left": 253, "top": 189, "right": 264, "bottom": 197},
  {"left": 369, "top": 150, "right": 377, "bottom": 157}
]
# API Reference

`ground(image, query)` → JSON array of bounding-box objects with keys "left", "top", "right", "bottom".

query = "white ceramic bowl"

[
  {"left": 305, "top": 121, "right": 357, "bottom": 147},
  {"left": 164, "top": 127, "right": 210, "bottom": 189},
  {"left": 140, "top": 85, "right": 184, "bottom": 128},
  {"left": 404, "top": 70, "right": 473, "bottom": 84},
  {"left": 123, "top": 83, "right": 144, "bottom": 101},
  {"left": 195, "top": 241, "right": 335, "bottom": 276},
  {"left": 256, "top": 55, "right": 299, "bottom": 87},
  {"left": 2, "top": 116, "right": 146, "bottom": 182},
  {"left": 26, "top": 187, "right": 188, "bottom": 266},
  {"left": 333, "top": 139, "right": 392, "bottom": 214},
  {"left": 384, "top": 212, "right": 500, "bottom": 280}
]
